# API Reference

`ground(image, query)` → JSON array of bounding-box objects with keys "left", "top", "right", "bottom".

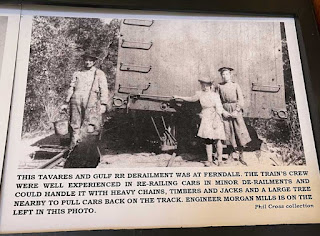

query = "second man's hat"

[{"left": 218, "top": 67, "right": 234, "bottom": 73}]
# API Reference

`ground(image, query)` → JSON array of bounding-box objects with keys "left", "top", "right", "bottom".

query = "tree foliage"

[
  {"left": 281, "top": 22, "right": 304, "bottom": 157},
  {"left": 23, "top": 16, "right": 120, "bottom": 134}
]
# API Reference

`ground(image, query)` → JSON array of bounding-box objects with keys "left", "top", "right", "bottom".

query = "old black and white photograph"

[{"left": 19, "top": 16, "right": 305, "bottom": 169}]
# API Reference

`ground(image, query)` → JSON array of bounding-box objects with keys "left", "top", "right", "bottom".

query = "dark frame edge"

[{"left": 295, "top": 2, "right": 320, "bottom": 168}]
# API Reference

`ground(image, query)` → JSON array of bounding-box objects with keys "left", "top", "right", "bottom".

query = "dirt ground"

[
  {"left": 97, "top": 151, "right": 277, "bottom": 168},
  {"left": 19, "top": 129, "right": 281, "bottom": 169}
]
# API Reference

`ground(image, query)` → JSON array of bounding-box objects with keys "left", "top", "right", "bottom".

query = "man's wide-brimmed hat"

[
  {"left": 81, "top": 50, "right": 99, "bottom": 61},
  {"left": 218, "top": 67, "right": 234, "bottom": 73},
  {"left": 198, "top": 77, "right": 213, "bottom": 84}
]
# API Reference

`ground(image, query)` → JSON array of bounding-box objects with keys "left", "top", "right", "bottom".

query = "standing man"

[{"left": 61, "top": 50, "right": 109, "bottom": 168}]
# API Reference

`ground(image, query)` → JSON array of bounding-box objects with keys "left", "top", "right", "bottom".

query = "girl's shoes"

[
  {"left": 239, "top": 152, "right": 247, "bottom": 166},
  {"left": 213, "top": 160, "right": 222, "bottom": 166},
  {"left": 203, "top": 161, "right": 213, "bottom": 167},
  {"left": 239, "top": 159, "right": 247, "bottom": 166},
  {"left": 203, "top": 160, "right": 223, "bottom": 167}
]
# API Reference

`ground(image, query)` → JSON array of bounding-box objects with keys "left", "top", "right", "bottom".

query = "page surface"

[
  {"left": 0, "top": 5, "right": 319, "bottom": 234},
  {"left": 0, "top": 6, "right": 21, "bottom": 183}
]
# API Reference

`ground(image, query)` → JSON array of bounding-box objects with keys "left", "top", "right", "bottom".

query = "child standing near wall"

[
  {"left": 217, "top": 67, "right": 251, "bottom": 166},
  {"left": 174, "top": 77, "right": 229, "bottom": 166}
]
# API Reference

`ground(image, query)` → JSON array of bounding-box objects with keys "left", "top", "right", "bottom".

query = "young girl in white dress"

[{"left": 174, "top": 78, "right": 229, "bottom": 166}]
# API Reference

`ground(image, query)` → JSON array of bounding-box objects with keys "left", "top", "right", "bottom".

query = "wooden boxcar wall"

[{"left": 115, "top": 19, "right": 286, "bottom": 119}]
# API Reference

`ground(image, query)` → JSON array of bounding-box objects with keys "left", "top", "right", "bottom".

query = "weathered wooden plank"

[{"left": 38, "top": 149, "right": 68, "bottom": 169}]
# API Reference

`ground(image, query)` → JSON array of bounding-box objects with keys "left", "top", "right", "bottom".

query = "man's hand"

[
  {"left": 230, "top": 110, "right": 239, "bottom": 119},
  {"left": 60, "top": 104, "right": 68, "bottom": 112},
  {"left": 235, "top": 104, "right": 242, "bottom": 111},
  {"left": 222, "top": 111, "right": 232, "bottom": 119},
  {"left": 100, "top": 104, "right": 107, "bottom": 114}
]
